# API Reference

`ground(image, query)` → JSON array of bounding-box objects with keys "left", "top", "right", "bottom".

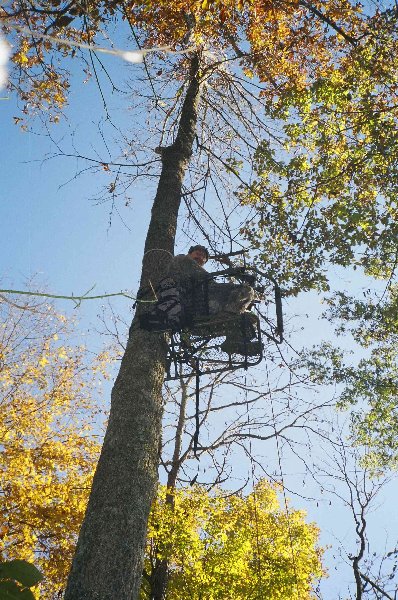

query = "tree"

[
  {"left": 297, "top": 284, "right": 398, "bottom": 475},
  {"left": 0, "top": 293, "right": 109, "bottom": 599},
  {"left": 0, "top": 286, "right": 325, "bottom": 599},
  {"left": 141, "top": 481, "right": 323, "bottom": 600},
  {"left": 241, "top": 5, "right": 398, "bottom": 295},
  {"left": 97, "top": 307, "right": 333, "bottom": 599},
  {"left": 3, "top": 2, "right": 398, "bottom": 599},
  {"left": 305, "top": 437, "right": 398, "bottom": 600}
]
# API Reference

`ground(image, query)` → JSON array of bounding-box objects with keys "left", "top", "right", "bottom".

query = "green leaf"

[
  {"left": 0, "top": 580, "right": 35, "bottom": 600},
  {"left": 0, "top": 561, "right": 43, "bottom": 588}
]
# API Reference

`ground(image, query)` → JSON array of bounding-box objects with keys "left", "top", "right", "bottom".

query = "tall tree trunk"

[{"left": 64, "top": 52, "right": 202, "bottom": 600}]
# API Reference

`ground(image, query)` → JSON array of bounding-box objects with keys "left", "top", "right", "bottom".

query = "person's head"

[{"left": 188, "top": 245, "right": 209, "bottom": 266}]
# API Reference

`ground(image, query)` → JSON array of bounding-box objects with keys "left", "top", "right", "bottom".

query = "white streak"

[
  {"left": 121, "top": 51, "right": 144, "bottom": 64},
  {"left": 0, "top": 35, "right": 10, "bottom": 89},
  {"left": 8, "top": 25, "right": 196, "bottom": 64}
]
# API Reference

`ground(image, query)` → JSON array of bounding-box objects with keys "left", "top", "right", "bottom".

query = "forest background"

[{"left": 2, "top": 0, "right": 398, "bottom": 598}]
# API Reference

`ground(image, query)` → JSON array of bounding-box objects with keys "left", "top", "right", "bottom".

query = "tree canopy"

[
  {"left": 3, "top": 1, "right": 398, "bottom": 599},
  {"left": 3, "top": 1, "right": 375, "bottom": 119},
  {"left": 0, "top": 295, "right": 109, "bottom": 599},
  {"left": 143, "top": 481, "right": 324, "bottom": 599},
  {"left": 242, "top": 7, "right": 398, "bottom": 294},
  {"left": 5, "top": 1, "right": 398, "bottom": 294}
]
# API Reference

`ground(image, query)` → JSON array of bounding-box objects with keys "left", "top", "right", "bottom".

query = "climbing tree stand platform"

[{"left": 165, "top": 312, "right": 263, "bottom": 381}]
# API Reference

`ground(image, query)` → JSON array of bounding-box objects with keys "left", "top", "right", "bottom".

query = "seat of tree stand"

[
  {"left": 165, "top": 311, "right": 263, "bottom": 381},
  {"left": 162, "top": 266, "right": 285, "bottom": 381},
  {"left": 137, "top": 266, "right": 281, "bottom": 380}
]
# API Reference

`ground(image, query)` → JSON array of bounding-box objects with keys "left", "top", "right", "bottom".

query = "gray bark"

[{"left": 64, "top": 52, "right": 202, "bottom": 600}]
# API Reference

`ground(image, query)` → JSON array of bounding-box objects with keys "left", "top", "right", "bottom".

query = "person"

[
  {"left": 166, "top": 245, "right": 260, "bottom": 356},
  {"left": 139, "top": 244, "right": 260, "bottom": 355},
  {"left": 167, "top": 245, "right": 256, "bottom": 317}
]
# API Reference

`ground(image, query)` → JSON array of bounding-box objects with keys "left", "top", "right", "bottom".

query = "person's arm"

[{"left": 168, "top": 255, "right": 207, "bottom": 279}]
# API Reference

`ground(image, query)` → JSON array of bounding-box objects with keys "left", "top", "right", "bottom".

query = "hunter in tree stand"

[{"left": 140, "top": 244, "right": 261, "bottom": 356}]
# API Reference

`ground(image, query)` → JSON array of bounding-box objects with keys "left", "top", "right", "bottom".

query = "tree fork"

[{"left": 64, "top": 52, "right": 203, "bottom": 600}]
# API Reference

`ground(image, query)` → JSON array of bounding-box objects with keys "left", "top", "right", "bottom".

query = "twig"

[{"left": 0, "top": 287, "right": 156, "bottom": 309}]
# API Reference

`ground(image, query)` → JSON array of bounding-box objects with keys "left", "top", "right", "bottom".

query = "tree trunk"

[{"left": 64, "top": 52, "right": 202, "bottom": 600}]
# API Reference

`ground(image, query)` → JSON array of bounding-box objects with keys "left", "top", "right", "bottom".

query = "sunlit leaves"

[
  {"left": 3, "top": 0, "right": 370, "bottom": 119},
  {"left": 296, "top": 286, "right": 398, "bottom": 473},
  {"left": 241, "top": 6, "right": 398, "bottom": 295},
  {"left": 0, "top": 297, "right": 110, "bottom": 598},
  {"left": 141, "top": 481, "right": 324, "bottom": 599}
]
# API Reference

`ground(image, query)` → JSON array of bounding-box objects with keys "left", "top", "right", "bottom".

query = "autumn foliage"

[
  {"left": 3, "top": 1, "right": 397, "bottom": 598},
  {"left": 0, "top": 296, "right": 109, "bottom": 598},
  {"left": 2, "top": 0, "right": 368, "bottom": 117},
  {"left": 142, "top": 482, "right": 323, "bottom": 599},
  {"left": 0, "top": 293, "right": 323, "bottom": 598}
]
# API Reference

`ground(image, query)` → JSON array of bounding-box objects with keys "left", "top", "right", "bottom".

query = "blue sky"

[
  {"left": 2, "top": 41, "right": 398, "bottom": 599},
  {"left": 0, "top": 59, "right": 159, "bottom": 475},
  {"left": 1, "top": 56, "right": 150, "bottom": 333}
]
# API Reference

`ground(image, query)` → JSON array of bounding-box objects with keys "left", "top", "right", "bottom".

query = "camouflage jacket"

[{"left": 167, "top": 254, "right": 208, "bottom": 285}]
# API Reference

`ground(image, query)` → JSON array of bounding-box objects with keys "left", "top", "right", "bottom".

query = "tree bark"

[{"left": 64, "top": 52, "right": 202, "bottom": 600}]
